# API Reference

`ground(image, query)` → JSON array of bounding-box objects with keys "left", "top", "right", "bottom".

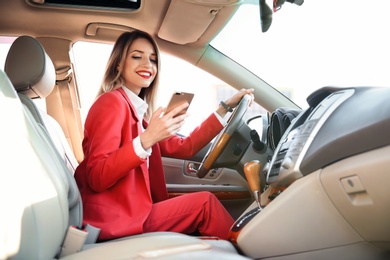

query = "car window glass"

[
  {"left": 211, "top": 0, "right": 390, "bottom": 109},
  {"left": 0, "top": 37, "right": 14, "bottom": 69}
]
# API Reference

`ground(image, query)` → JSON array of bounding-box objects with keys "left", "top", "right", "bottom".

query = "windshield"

[{"left": 211, "top": 0, "right": 390, "bottom": 109}]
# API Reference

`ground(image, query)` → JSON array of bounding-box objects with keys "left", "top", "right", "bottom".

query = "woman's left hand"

[
  {"left": 216, "top": 88, "right": 254, "bottom": 118},
  {"left": 226, "top": 88, "right": 254, "bottom": 108}
]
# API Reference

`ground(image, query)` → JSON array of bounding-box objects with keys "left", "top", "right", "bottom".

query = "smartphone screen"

[{"left": 165, "top": 92, "right": 194, "bottom": 116}]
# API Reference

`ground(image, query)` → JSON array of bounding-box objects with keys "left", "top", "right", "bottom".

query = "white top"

[{"left": 122, "top": 86, "right": 151, "bottom": 160}]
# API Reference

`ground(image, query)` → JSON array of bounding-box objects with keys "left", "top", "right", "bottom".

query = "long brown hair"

[{"left": 97, "top": 30, "right": 161, "bottom": 120}]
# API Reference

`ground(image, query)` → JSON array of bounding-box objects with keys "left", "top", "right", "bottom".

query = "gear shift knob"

[{"left": 244, "top": 160, "right": 262, "bottom": 209}]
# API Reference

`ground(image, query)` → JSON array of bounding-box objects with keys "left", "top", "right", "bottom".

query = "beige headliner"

[{"left": 0, "top": 0, "right": 240, "bottom": 62}]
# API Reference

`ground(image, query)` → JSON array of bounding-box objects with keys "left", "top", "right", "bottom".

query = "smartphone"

[{"left": 165, "top": 91, "right": 194, "bottom": 116}]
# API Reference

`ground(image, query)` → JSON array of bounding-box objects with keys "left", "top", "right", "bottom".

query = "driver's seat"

[{"left": 0, "top": 36, "right": 246, "bottom": 259}]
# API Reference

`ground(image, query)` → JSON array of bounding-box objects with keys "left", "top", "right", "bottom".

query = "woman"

[{"left": 74, "top": 30, "right": 254, "bottom": 241}]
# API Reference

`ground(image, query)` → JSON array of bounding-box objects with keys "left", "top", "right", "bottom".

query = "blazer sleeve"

[
  {"left": 159, "top": 113, "right": 224, "bottom": 158},
  {"left": 83, "top": 92, "right": 145, "bottom": 192}
]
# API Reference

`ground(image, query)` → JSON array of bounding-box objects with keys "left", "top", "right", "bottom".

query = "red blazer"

[{"left": 74, "top": 88, "right": 223, "bottom": 241}]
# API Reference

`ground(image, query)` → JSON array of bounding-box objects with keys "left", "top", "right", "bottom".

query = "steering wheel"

[{"left": 197, "top": 94, "right": 252, "bottom": 178}]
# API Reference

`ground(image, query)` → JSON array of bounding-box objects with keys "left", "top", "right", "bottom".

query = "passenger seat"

[
  {"left": 4, "top": 35, "right": 78, "bottom": 174},
  {"left": 0, "top": 36, "right": 248, "bottom": 259},
  {"left": 5, "top": 35, "right": 82, "bottom": 228}
]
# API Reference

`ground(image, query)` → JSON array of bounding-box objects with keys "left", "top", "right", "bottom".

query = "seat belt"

[
  {"left": 59, "top": 226, "right": 88, "bottom": 258},
  {"left": 46, "top": 66, "right": 84, "bottom": 162},
  {"left": 59, "top": 224, "right": 101, "bottom": 257}
]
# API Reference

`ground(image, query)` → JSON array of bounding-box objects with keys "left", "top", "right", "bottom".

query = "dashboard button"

[{"left": 281, "top": 156, "right": 293, "bottom": 169}]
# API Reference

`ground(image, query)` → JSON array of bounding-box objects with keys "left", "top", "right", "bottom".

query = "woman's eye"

[
  {"left": 132, "top": 56, "right": 141, "bottom": 59},
  {"left": 150, "top": 58, "right": 157, "bottom": 63}
]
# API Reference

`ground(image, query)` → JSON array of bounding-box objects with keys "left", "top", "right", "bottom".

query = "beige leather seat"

[
  {"left": 0, "top": 36, "right": 248, "bottom": 259},
  {"left": 4, "top": 35, "right": 78, "bottom": 174},
  {"left": 5, "top": 35, "right": 82, "bottom": 228}
]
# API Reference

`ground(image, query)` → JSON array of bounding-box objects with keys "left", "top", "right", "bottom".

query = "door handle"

[{"left": 187, "top": 162, "right": 200, "bottom": 173}]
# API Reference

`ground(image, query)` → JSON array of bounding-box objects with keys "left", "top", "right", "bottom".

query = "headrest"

[{"left": 4, "top": 36, "right": 55, "bottom": 99}]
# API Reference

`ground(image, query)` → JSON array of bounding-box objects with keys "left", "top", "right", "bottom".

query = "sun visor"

[{"left": 158, "top": 0, "right": 241, "bottom": 45}]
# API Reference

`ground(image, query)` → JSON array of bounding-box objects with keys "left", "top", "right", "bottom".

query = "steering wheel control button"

[{"left": 233, "top": 144, "right": 242, "bottom": 156}]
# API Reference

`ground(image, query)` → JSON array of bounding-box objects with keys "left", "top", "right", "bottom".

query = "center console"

[
  {"left": 228, "top": 87, "right": 356, "bottom": 252},
  {"left": 267, "top": 88, "right": 355, "bottom": 186},
  {"left": 228, "top": 86, "right": 390, "bottom": 259}
]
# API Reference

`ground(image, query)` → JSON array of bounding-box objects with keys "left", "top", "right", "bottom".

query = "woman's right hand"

[{"left": 140, "top": 103, "right": 189, "bottom": 150}]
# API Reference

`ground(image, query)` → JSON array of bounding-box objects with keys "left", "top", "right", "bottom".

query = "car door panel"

[{"left": 162, "top": 154, "right": 253, "bottom": 220}]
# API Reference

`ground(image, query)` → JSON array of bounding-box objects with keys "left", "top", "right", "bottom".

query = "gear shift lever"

[{"left": 244, "top": 160, "right": 262, "bottom": 210}]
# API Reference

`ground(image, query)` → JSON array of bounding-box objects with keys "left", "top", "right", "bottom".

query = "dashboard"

[
  {"left": 266, "top": 86, "right": 390, "bottom": 187},
  {"left": 231, "top": 86, "right": 390, "bottom": 259}
]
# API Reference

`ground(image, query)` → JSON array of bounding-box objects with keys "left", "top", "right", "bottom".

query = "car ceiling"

[{"left": 0, "top": 0, "right": 241, "bottom": 59}]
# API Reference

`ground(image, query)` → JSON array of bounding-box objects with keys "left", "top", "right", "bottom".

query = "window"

[
  {"left": 0, "top": 36, "right": 15, "bottom": 69},
  {"left": 211, "top": 0, "right": 390, "bottom": 109}
]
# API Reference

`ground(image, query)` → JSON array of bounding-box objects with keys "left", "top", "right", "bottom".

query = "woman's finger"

[{"left": 164, "top": 103, "right": 189, "bottom": 118}]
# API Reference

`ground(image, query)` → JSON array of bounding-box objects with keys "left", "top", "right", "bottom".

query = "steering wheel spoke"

[{"left": 197, "top": 94, "right": 252, "bottom": 178}]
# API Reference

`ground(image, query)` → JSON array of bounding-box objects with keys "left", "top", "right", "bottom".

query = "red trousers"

[{"left": 143, "top": 191, "right": 234, "bottom": 240}]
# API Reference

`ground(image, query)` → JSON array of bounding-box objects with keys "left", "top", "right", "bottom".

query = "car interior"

[{"left": 1, "top": 0, "right": 390, "bottom": 259}]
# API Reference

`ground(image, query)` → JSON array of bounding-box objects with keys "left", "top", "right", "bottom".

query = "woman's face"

[{"left": 121, "top": 37, "right": 157, "bottom": 94}]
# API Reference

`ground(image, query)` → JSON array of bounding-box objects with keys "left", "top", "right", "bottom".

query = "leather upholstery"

[
  {"left": 4, "top": 35, "right": 55, "bottom": 99},
  {"left": 0, "top": 69, "right": 68, "bottom": 259},
  {"left": 4, "top": 35, "right": 82, "bottom": 228}
]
